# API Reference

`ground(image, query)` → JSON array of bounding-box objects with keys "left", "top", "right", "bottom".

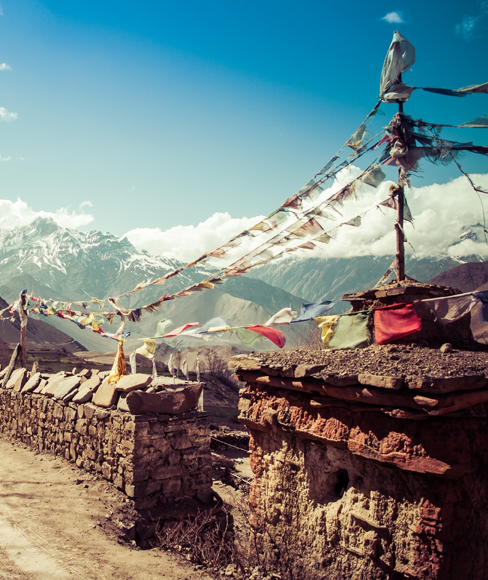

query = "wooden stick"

[
  {"left": 1, "top": 344, "right": 20, "bottom": 387},
  {"left": 19, "top": 292, "right": 28, "bottom": 368}
]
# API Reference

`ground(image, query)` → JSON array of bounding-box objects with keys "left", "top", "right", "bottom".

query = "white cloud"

[
  {"left": 124, "top": 173, "right": 488, "bottom": 264},
  {"left": 79, "top": 200, "right": 93, "bottom": 209},
  {"left": 381, "top": 11, "right": 404, "bottom": 24},
  {"left": 0, "top": 63, "right": 11, "bottom": 71},
  {"left": 306, "top": 173, "right": 488, "bottom": 259},
  {"left": 456, "top": 3, "right": 488, "bottom": 38},
  {"left": 0, "top": 198, "right": 94, "bottom": 230},
  {"left": 0, "top": 107, "right": 17, "bottom": 122},
  {"left": 124, "top": 212, "right": 265, "bottom": 262},
  {"left": 0, "top": 155, "right": 12, "bottom": 162}
]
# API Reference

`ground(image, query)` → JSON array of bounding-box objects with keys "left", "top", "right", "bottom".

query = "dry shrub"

[
  {"left": 292, "top": 322, "right": 325, "bottom": 351},
  {"left": 203, "top": 351, "right": 242, "bottom": 395},
  {"left": 155, "top": 505, "right": 251, "bottom": 576}
]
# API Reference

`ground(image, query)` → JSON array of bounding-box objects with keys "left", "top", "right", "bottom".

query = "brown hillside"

[
  {"left": 0, "top": 296, "right": 86, "bottom": 353},
  {"left": 428, "top": 261, "right": 488, "bottom": 292}
]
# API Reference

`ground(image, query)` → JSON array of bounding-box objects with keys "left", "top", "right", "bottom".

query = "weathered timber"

[{"left": 1, "top": 344, "right": 20, "bottom": 388}]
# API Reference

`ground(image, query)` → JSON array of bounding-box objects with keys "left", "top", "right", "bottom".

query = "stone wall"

[
  {"left": 0, "top": 371, "right": 212, "bottom": 515},
  {"left": 233, "top": 355, "right": 488, "bottom": 580}
]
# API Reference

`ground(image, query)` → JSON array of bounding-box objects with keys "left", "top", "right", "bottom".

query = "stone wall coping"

[{"left": 232, "top": 358, "right": 488, "bottom": 418}]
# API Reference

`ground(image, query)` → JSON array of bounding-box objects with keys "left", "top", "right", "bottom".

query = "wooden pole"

[
  {"left": 19, "top": 291, "right": 27, "bottom": 368},
  {"left": 395, "top": 74, "right": 406, "bottom": 282}
]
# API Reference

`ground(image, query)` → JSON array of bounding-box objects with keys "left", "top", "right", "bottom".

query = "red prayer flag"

[
  {"left": 374, "top": 303, "right": 421, "bottom": 345},
  {"left": 244, "top": 325, "right": 286, "bottom": 348},
  {"left": 164, "top": 322, "right": 201, "bottom": 338}
]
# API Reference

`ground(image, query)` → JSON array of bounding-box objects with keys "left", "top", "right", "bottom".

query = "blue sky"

[{"left": 0, "top": 0, "right": 487, "bottom": 259}]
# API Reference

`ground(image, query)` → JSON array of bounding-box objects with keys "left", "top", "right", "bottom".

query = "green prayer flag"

[{"left": 328, "top": 311, "right": 372, "bottom": 349}]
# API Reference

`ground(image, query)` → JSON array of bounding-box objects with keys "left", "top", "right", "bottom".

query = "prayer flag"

[
  {"left": 328, "top": 311, "right": 372, "bottom": 349},
  {"left": 374, "top": 303, "right": 421, "bottom": 345},
  {"left": 292, "top": 300, "right": 336, "bottom": 323}
]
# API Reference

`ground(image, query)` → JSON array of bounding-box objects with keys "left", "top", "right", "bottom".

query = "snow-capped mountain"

[{"left": 0, "top": 217, "right": 198, "bottom": 302}]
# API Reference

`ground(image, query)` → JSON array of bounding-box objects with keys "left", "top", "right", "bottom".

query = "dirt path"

[{"left": 0, "top": 436, "right": 212, "bottom": 580}]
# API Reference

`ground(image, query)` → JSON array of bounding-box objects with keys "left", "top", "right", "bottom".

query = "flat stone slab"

[
  {"left": 72, "top": 375, "right": 101, "bottom": 404},
  {"left": 92, "top": 381, "right": 119, "bottom": 408},
  {"left": 125, "top": 384, "right": 202, "bottom": 415},
  {"left": 114, "top": 373, "right": 152, "bottom": 393},
  {"left": 228, "top": 356, "right": 262, "bottom": 371},
  {"left": 358, "top": 373, "right": 404, "bottom": 390},
  {"left": 407, "top": 375, "right": 487, "bottom": 394},
  {"left": 53, "top": 376, "right": 82, "bottom": 400},
  {"left": 41, "top": 372, "right": 67, "bottom": 397},
  {"left": 7, "top": 368, "right": 28, "bottom": 392},
  {"left": 21, "top": 372, "right": 41, "bottom": 393}
]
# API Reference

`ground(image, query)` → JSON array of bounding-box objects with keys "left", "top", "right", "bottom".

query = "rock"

[
  {"left": 72, "top": 374, "right": 101, "bottom": 404},
  {"left": 114, "top": 373, "right": 152, "bottom": 393},
  {"left": 21, "top": 372, "right": 41, "bottom": 393},
  {"left": 92, "top": 381, "right": 119, "bottom": 408},
  {"left": 294, "top": 364, "right": 326, "bottom": 378},
  {"left": 53, "top": 376, "right": 82, "bottom": 400},
  {"left": 358, "top": 373, "right": 403, "bottom": 390},
  {"left": 117, "top": 393, "right": 130, "bottom": 412},
  {"left": 34, "top": 378, "right": 47, "bottom": 393},
  {"left": 228, "top": 355, "right": 262, "bottom": 371},
  {"left": 407, "top": 375, "right": 487, "bottom": 394},
  {"left": 6, "top": 368, "right": 27, "bottom": 391},
  {"left": 125, "top": 384, "right": 202, "bottom": 415},
  {"left": 77, "top": 368, "right": 92, "bottom": 378},
  {"left": 41, "top": 372, "right": 66, "bottom": 397},
  {"left": 440, "top": 343, "right": 453, "bottom": 353}
]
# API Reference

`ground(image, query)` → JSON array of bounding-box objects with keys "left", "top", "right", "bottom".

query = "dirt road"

[{"left": 0, "top": 436, "right": 211, "bottom": 580}]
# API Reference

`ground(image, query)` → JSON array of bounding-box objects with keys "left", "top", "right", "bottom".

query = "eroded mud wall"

[{"left": 240, "top": 382, "right": 488, "bottom": 580}]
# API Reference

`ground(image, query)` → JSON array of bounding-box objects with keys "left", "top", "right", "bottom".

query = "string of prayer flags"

[
  {"left": 264, "top": 307, "right": 298, "bottom": 327},
  {"left": 153, "top": 319, "right": 174, "bottom": 338},
  {"left": 206, "top": 324, "right": 286, "bottom": 348},
  {"left": 373, "top": 303, "right": 422, "bottom": 345},
  {"left": 107, "top": 340, "right": 127, "bottom": 384},
  {"left": 328, "top": 310, "right": 372, "bottom": 349},
  {"left": 164, "top": 322, "right": 201, "bottom": 338},
  {"left": 379, "top": 31, "right": 416, "bottom": 98},
  {"left": 135, "top": 338, "right": 157, "bottom": 359},
  {"left": 292, "top": 300, "right": 336, "bottom": 323},
  {"left": 422, "top": 293, "right": 480, "bottom": 325},
  {"left": 314, "top": 315, "right": 340, "bottom": 343},
  {"left": 244, "top": 325, "right": 286, "bottom": 348},
  {"left": 475, "top": 290, "right": 488, "bottom": 321}
]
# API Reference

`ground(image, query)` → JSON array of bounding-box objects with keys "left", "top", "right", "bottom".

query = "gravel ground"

[{"left": 251, "top": 344, "right": 488, "bottom": 379}]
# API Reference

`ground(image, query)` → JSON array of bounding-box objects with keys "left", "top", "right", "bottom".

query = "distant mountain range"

[
  {"left": 0, "top": 217, "right": 485, "bottom": 353},
  {"left": 0, "top": 218, "right": 307, "bottom": 352},
  {"left": 249, "top": 254, "right": 485, "bottom": 309}
]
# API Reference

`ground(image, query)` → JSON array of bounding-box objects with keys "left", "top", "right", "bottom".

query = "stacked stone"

[{"left": 0, "top": 366, "right": 211, "bottom": 509}]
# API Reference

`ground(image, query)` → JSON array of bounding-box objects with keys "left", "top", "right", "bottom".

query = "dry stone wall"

[{"left": 0, "top": 367, "right": 212, "bottom": 514}]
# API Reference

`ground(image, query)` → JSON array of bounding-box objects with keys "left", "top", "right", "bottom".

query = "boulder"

[{"left": 125, "top": 383, "right": 202, "bottom": 415}]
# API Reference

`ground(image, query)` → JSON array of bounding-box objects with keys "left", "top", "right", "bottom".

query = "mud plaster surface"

[{"left": 253, "top": 344, "right": 488, "bottom": 379}]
